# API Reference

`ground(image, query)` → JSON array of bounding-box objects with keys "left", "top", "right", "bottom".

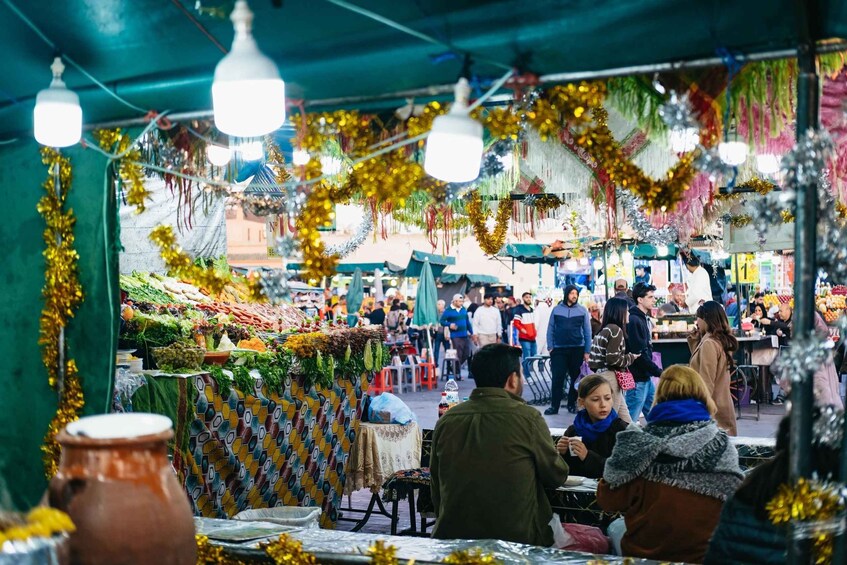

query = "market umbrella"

[
  {"left": 373, "top": 268, "right": 385, "bottom": 302},
  {"left": 346, "top": 268, "right": 364, "bottom": 327},
  {"left": 412, "top": 259, "right": 439, "bottom": 362}
]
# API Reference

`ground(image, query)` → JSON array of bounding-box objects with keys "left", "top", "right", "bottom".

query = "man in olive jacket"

[{"left": 430, "top": 343, "right": 569, "bottom": 546}]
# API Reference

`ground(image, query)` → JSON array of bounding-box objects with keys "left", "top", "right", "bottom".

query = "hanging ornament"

[
  {"left": 256, "top": 269, "right": 295, "bottom": 304},
  {"left": 693, "top": 145, "right": 736, "bottom": 181},
  {"left": 275, "top": 235, "right": 301, "bottom": 261},
  {"left": 480, "top": 153, "right": 505, "bottom": 178},
  {"left": 616, "top": 188, "right": 678, "bottom": 246},
  {"left": 466, "top": 191, "right": 511, "bottom": 255},
  {"left": 781, "top": 128, "right": 835, "bottom": 189},
  {"left": 324, "top": 211, "right": 373, "bottom": 258},
  {"left": 771, "top": 330, "right": 831, "bottom": 384},
  {"left": 749, "top": 190, "right": 796, "bottom": 244},
  {"left": 658, "top": 90, "right": 700, "bottom": 132}
]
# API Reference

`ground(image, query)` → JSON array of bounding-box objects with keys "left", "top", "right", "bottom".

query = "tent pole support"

[{"left": 788, "top": 1, "right": 818, "bottom": 563}]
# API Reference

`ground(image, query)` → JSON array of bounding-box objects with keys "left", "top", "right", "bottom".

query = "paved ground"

[{"left": 336, "top": 370, "right": 786, "bottom": 535}]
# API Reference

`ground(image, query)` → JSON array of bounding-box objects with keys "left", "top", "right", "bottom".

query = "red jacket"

[{"left": 512, "top": 304, "right": 537, "bottom": 342}]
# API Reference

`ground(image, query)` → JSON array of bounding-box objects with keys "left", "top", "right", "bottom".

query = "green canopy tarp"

[
  {"left": 440, "top": 273, "right": 500, "bottom": 285},
  {"left": 286, "top": 261, "right": 404, "bottom": 275},
  {"left": 405, "top": 250, "right": 455, "bottom": 278},
  {"left": 499, "top": 243, "right": 560, "bottom": 265}
]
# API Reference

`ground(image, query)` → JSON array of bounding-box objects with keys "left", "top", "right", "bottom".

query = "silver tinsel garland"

[
  {"left": 275, "top": 235, "right": 300, "bottom": 263},
  {"left": 658, "top": 90, "right": 699, "bottom": 131},
  {"left": 773, "top": 314, "right": 847, "bottom": 385},
  {"left": 693, "top": 145, "right": 735, "bottom": 181},
  {"left": 813, "top": 405, "right": 844, "bottom": 448},
  {"left": 616, "top": 188, "right": 678, "bottom": 246},
  {"left": 782, "top": 128, "right": 836, "bottom": 188},
  {"left": 257, "top": 268, "right": 296, "bottom": 304},
  {"left": 324, "top": 210, "right": 373, "bottom": 258},
  {"left": 749, "top": 190, "right": 796, "bottom": 245}
]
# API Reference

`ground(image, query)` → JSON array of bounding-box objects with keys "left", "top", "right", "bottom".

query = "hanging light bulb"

[
  {"left": 718, "top": 141, "right": 749, "bottom": 166},
  {"left": 621, "top": 249, "right": 634, "bottom": 263},
  {"left": 424, "top": 78, "right": 483, "bottom": 182},
  {"left": 212, "top": 0, "right": 285, "bottom": 137},
  {"left": 34, "top": 57, "right": 82, "bottom": 147},
  {"left": 756, "top": 153, "right": 780, "bottom": 175},
  {"left": 669, "top": 127, "right": 700, "bottom": 153},
  {"left": 593, "top": 259, "right": 603, "bottom": 270},
  {"left": 206, "top": 144, "right": 232, "bottom": 166},
  {"left": 236, "top": 140, "right": 264, "bottom": 161},
  {"left": 292, "top": 149, "right": 310, "bottom": 166},
  {"left": 656, "top": 244, "right": 670, "bottom": 257},
  {"left": 609, "top": 250, "right": 620, "bottom": 264}
]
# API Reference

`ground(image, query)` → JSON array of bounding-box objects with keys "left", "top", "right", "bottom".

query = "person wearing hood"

[
  {"left": 545, "top": 284, "right": 592, "bottom": 415},
  {"left": 598, "top": 365, "right": 743, "bottom": 562}
]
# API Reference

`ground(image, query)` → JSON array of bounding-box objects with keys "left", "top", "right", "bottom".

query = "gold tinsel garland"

[
  {"left": 367, "top": 540, "right": 399, "bottom": 565},
  {"left": 766, "top": 477, "right": 846, "bottom": 564},
  {"left": 149, "top": 225, "right": 229, "bottom": 294},
  {"left": 573, "top": 107, "right": 698, "bottom": 212},
  {"left": 94, "top": 128, "right": 151, "bottom": 213},
  {"left": 481, "top": 107, "right": 522, "bottom": 141},
  {"left": 737, "top": 177, "right": 777, "bottom": 195},
  {"left": 0, "top": 507, "right": 75, "bottom": 546},
  {"left": 38, "top": 148, "right": 85, "bottom": 479},
  {"left": 406, "top": 102, "right": 448, "bottom": 140},
  {"left": 442, "top": 549, "right": 501, "bottom": 564},
  {"left": 467, "top": 191, "right": 511, "bottom": 255},
  {"left": 260, "top": 534, "right": 317, "bottom": 565},
  {"left": 195, "top": 534, "right": 227, "bottom": 564}
]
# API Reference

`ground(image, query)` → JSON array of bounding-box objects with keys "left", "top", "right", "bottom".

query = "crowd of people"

[{"left": 429, "top": 343, "right": 845, "bottom": 563}]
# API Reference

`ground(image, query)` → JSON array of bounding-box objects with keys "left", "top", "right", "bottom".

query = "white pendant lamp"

[
  {"left": 756, "top": 153, "right": 780, "bottom": 175},
  {"left": 656, "top": 244, "right": 670, "bottom": 257},
  {"left": 621, "top": 249, "right": 634, "bottom": 263},
  {"left": 206, "top": 144, "right": 232, "bottom": 166},
  {"left": 718, "top": 141, "right": 749, "bottom": 166},
  {"left": 34, "top": 57, "right": 82, "bottom": 148},
  {"left": 608, "top": 250, "right": 620, "bottom": 264},
  {"left": 212, "top": 0, "right": 285, "bottom": 137},
  {"left": 424, "top": 78, "right": 483, "bottom": 183}
]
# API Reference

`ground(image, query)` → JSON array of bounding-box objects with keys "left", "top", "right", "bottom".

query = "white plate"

[{"left": 564, "top": 476, "right": 585, "bottom": 487}]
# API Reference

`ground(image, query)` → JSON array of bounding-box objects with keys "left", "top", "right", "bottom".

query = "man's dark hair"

[
  {"left": 484, "top": 293, "right": 495, "bottom": 300},
  {"left": 376, "top": 301, "right": 384, "bottom": 307},
  {"left": 522, "top": 292, "right": 531, "bottom": 298},
  {"left": 470, "top": 343, "right": 522, "bottom": 388},
  {"left": 632, "top": 282, "right": 656, "bottom": 301}
]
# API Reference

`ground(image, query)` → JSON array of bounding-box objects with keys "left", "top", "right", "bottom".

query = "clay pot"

[{"left": 49, "top": 413, "right": 196, "bottom": 565}]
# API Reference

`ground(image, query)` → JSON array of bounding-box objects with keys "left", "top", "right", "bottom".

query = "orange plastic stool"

[{"left": 369, "top": 368, "right": 395, "bottom": 395}]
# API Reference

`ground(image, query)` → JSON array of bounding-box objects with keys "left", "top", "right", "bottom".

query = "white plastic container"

[{"left": 233, "top": 506, "right": 321, "bottom": 529}]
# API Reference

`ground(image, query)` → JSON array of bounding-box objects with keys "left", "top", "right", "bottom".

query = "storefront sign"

[{"left": 733, "top": 253, "right": 759, "bottom": 283}]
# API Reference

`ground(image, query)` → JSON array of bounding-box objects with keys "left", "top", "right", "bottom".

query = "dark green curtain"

[{"left": 0, "top": 141, "right": 118, "bottom": 510}]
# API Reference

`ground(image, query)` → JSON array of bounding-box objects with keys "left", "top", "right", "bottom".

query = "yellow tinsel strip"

[
  {"left": 37, "top": 148, "right": 85, "bottom": 479},
  {"left": 148, "top": 225, "right": 229, "bottom": 295},
  {"left": 766, "top": 477, "right": 846, "bottom": 564},
  {"left": 0, "top": 507, "right": 75, "bottom": 546},
  {"left": 737, "top": 177, "right": 777, "bottom": 195},
  {"left": 367, "top": 540, "right": 399, "bottom": 565},
  {"left": 442, "top": 548, "right": 500, "bottom": 564},
  {"left": 94, "top": 128, "right": 151, "bottom": 213},
  {"left": 467, "top": 191, "right": 511, "bottom": 256},
  {"left": 195, "top": 534, "right": 227, "bottom": 564},
  {"left": 407, "top": 101, "right": 448, "bottom": 140},
  {"left": 260, "top": 534, "right": 317, "bottom": 565}
]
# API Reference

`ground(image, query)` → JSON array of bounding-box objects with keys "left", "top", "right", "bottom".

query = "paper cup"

[{"left": 569, "top": 436, "right": 582, "bottom": 456}]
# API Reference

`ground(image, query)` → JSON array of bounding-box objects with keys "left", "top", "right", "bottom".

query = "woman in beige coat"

[{"left": 688, "top": 301, "right": 738, "bottom": 436}]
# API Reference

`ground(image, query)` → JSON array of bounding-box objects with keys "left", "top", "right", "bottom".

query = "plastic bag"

[{"left": 368, "top": 392, "right": 417, "bottom": 424}]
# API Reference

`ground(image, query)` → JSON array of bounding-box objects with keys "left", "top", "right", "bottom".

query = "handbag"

[{"left": 614, "top": 369, "right": 636, "bottom": 391}]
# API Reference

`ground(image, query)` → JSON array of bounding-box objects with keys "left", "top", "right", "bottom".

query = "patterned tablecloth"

[
  {"left": 345, "top": 422, "right": 422, "bottom": 495},
  {"left": 132, "top": 371, "right": 369, "bottom": 528}
]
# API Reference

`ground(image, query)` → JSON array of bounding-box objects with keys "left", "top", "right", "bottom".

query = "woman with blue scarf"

[
  {"left": 555, "top": 374, "right": 629, "bottom": 478},
  {"left": 597, "top": 365, "right": 743, "bottom": 563}
]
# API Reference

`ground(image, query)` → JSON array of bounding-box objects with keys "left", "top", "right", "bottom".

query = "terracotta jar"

[{"left": 49, "top": 413, "right": 196, "bottom": 565}]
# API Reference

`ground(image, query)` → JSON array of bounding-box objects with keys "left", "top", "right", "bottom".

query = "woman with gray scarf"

[{"left": 597, "top": 365, "right": 743, "bottom": 563}]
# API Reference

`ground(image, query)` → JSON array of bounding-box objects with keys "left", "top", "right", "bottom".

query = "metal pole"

[
  {"left": 602, "top": 244, "right": 610, "bottom": 300},
  {"left": 788, "top": 1, "right": 819, "bottom": 563}
]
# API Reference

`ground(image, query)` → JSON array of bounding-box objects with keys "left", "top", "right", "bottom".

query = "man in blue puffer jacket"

[{"left": 545, "top": 285, "right": 592, "bottom": 414}]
